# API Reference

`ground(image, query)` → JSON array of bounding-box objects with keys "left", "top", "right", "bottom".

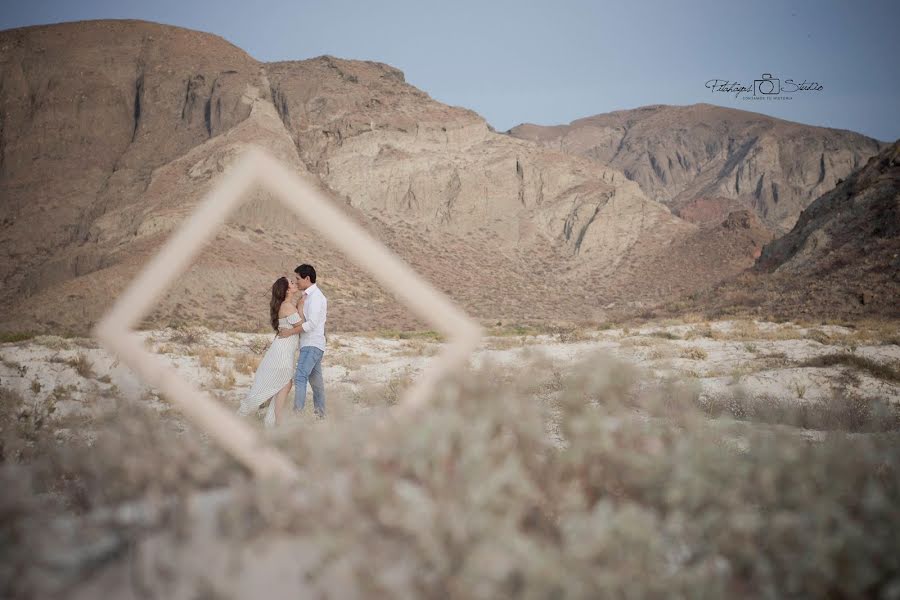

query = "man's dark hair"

[{"left": 294, "top": 264, "right": 316, "bottom": 283}]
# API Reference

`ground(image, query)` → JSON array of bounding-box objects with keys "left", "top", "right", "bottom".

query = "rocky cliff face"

[
  {"left": 264, "top": 56, "right": 678, "bottom": 258},
  {"left": 0, "top": 20, "right": 259, "bottom": 306},
  {"left": 676, "top": 141, "right": 899, "bottom": 321},
  {"left": 509, "top": 104, "right": 884, "bottom": 233},
  {"left": 758, "top": 140, "right": 899, "bottom": 274}
]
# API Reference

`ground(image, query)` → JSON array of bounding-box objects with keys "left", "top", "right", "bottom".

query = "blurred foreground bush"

[{"left": 3, "top": 354, "right": 899, "bottom": 598}]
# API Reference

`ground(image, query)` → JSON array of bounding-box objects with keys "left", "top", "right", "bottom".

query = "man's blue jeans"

[{"left": 294, "top": 346, "right": 326, "bottom": 416}]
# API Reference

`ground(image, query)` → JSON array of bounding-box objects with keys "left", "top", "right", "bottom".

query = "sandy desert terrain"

[{"left": 2, "top": 318, "right": 899, "bottom": 597}]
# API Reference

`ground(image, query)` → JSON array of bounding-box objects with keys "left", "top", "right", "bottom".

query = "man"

[{"left": 278, "top": 264, "right": 327, "bottom": 417}]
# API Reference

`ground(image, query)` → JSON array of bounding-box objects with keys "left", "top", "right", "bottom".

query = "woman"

[{"left": 237, "top": 276, "right": 305, "bottom": 427}]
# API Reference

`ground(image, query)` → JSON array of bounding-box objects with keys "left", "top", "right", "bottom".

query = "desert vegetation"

[{"left": 1, "top": 318, "right": 898, "bottom": 597}]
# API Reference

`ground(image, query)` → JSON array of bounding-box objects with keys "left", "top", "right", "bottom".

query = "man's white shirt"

[{"left": 300, "top": 283, "right": 327, "bottom": 351}]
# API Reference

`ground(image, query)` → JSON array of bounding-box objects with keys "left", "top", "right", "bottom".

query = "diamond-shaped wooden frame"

[{"left": 93, "top": 148, "right": 483, "bottom": 481}]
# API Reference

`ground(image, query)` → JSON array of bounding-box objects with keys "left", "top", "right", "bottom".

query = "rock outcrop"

[
  {"left": 679, "top": 141, "right": 899, "bottom": 320},
  {"left": 509, "top": 104, "right": 884, "bottom": 233}
]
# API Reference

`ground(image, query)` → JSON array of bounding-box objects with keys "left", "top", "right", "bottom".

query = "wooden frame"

[{"left": 93, "top": 148, "right": 483, "bottom": 481}]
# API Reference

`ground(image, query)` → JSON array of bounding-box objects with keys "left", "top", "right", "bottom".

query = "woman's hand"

[{"left": 297, "top": 292, "right": 307, "bottom": 310}]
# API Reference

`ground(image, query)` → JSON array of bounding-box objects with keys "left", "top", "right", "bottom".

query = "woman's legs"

[{"left": 273, "top": 380, "right": 292, "bottom": 425}]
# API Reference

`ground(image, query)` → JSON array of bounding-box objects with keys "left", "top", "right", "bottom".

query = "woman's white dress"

[{"left": 238, "top": 312, "right": 300, "bottom": 427}]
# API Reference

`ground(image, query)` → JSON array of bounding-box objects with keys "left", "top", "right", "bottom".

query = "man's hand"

[{"left": 277, "top": 323, "right": 303, "bottom": 338}]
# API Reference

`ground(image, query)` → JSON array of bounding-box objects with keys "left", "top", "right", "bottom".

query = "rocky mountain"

[
  {"left": 755, "top": 140, "right": 899, "bottom": 317},
  {"left": 0, "top": 20, "right": 866, "bottom": 334},
  {"left": 673, "top": 141, "right": 900, "bottom": 321},
  {"left": 508, "top": 104, "right": 884, "bottom": 233}
]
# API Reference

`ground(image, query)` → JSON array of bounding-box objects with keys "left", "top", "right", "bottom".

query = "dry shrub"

[
  {"left": 330, "top": 351, "right": 375, "bottom": 370},
  {"left": 31, "top": 336, "right": 74, "bottom": 351},
  {"left": 647, "top": 345, "right": 677, "bottom": 361},
  {"left": 485, "top": 336, "right": 526, "bottom": 350},
  {"left": 169, "top": 326, "right": 207, "bottom": 346},
  {"left": 680, "top": 346, "right": 708, "bottom": 360},
  {"left": 233, "top": 353, "right": 261, "bottom": 376},
  {"left": 0, "top": 387, "right": 58, "bottom": 462},
  {"left": 245, "top": 335, "right": 271, "bottom": 356},
  {"left": 5, "top": 353, "right": 900, "bottom": 598},
  {"left": 685, "top": 323, "right": 722, "bottom": 340},
  {"left": 395, "top": 337, "right": 437, "bottom": 357},
  {"left": 383, "top": 367, "right": 415, "bottom": 405},
  {"left": 32, "top": 398, "right": 230, "bottom": 511},
  {"left": 355, "top": 367, "right": 416, "bottom": 407},
  {"left": 67, "top": 353, "right": 95, "bottom": 379},
  {"left": 806, "top": 329, "right": 834, "bottom": 345},
  {"left": 197, "top": 348, "right": 220, "bottom": 372},
  {"left": 0, "top": 332, "right": 35, "bottom": 344},
  {"left": 211, "top": 369, "right": 236, "bottom": 390},
  {"left": 701, "top": 388, "right": 899, "bottom": 433},
  {"left": 729, "top": 320, "right": 760, "bottom": 339},
  {"left": 228, "top": 357, "right": 898, "bottom": 598},
  {"left": 800, "top": 353, "right": 900, "bottom": 383},
  {"left": 552, "top": 326, "right": 592, "bottom": 343},
  {"left": 647, "top": 329, "right": 681, "bottom": 340},
  {"left": 155, "top": 343, "right": 177, "bottom": 354}
]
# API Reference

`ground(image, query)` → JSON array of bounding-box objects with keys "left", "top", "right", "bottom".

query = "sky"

[{"left": 3, "top": 0, "right": 898, "bottom": 141}]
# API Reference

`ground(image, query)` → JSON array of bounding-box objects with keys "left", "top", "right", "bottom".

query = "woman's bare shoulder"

[{"left": 278, "top": 301, "right": 299, "bottom": 318}]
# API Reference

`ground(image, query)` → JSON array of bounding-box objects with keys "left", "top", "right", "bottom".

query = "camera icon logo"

[{"left": 754, "top": 73, "right": 781, "bottom": 96}]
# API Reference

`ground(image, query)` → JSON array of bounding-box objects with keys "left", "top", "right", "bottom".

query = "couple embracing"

[{"left": 238, "top": 264, "right": 327, "bottom": 427}]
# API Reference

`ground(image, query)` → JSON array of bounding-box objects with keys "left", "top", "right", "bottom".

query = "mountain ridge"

[{"left": 0, "top": 19, "right": 888, "bottom": 333}]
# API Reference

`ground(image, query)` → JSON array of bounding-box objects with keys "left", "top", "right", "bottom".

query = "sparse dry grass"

[
  {"left": 646, "top": 345, "right": 678, "bottom": 361},
  {"left": 394, "top": 337, "right": 438, "bottom": 357},
  {"left": 619, "top": 336, "right": 656, "bottom": 347},
  {"left": 383, "top": 366, "right": 416, "bottom": 405},
  {"left": 485, "top": 336, "right": 528, "bottom": 350},
  {"left": 353, "top": 366, "right": 416, "bottom": 406},
  {"left": 0, "top": 332, "right": 35, "bottom": 344},
  {"left": 680, "top": 346, "right": 709, "bottom": 360},
  {"left": 729, "top": 362, "right": 761, "bottom": 382},
  {"left": 646, "top": 330, "right": 681, "bottom": 340},
  {"left": 329, "top": 351, "right": 376, "bottom": 371},
  {"left": 800, "top": 353, "right": 900, "bottom": 383},
  {"left": 701, "top": 387, "right": 899, "bottom": 433},
  {"left": 245, "top": 336, "right": 271, "bottom": 356},
  {"left": 210, "top": 368, "right": 236, "bottom": 390},
  {"left": 168, "top": 325, "right": 207, "bottom": 346},
  {"left": 192, "top": 347, "right": 230, "bottom": 372},
  {"left": 692, "top": 320, "right": 803, "bottom": 342},
  {"left": 232, "top": 353, "right": 261, "bottom": 375},
  {"left": 31, "top": 335, "right": 74, "bottom": 351},
  {"left": 684, "top": 323, "right": 723, "bottom": 340},
  {"left": 366, "top": 329, "right": 444, "bottom": 342},
  {"left": 66, "top": 353, "right": 95, "bottom": 379}
]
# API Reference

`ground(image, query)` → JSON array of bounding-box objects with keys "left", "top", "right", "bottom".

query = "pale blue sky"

[{"left": 3, "top": 0, "right": 898, "bottom": 141}]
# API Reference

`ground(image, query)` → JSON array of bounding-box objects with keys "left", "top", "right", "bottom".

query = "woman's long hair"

[{"left": 270, "top": 277, "right": 290, "bottom": 332}]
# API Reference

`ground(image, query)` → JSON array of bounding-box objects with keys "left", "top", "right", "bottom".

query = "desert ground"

[
  {"left": 3, "top": 319, "right": 898, "bottom": 445},
  {"left": 2, "top": 318, "right": 899, "bottom": 597}
]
